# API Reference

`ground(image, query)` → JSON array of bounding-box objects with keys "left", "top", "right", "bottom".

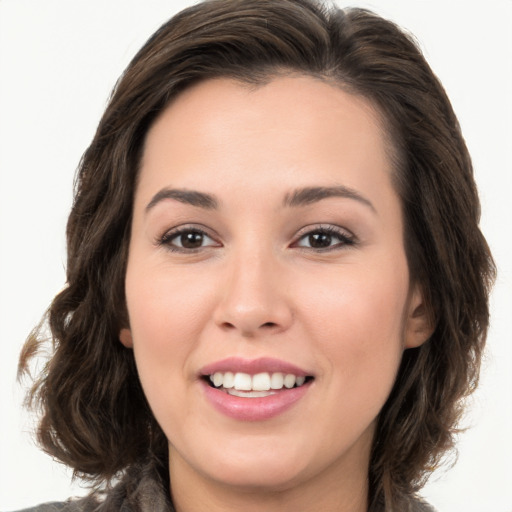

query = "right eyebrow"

[
  {"left": 145, "top": 188, "right": 219, "bottom": 213},
  {"left": 283, "top": 185, "right": 377, "bottom": 214}
]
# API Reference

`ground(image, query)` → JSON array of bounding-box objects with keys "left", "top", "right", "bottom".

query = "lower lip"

[{"left": 201, "top": 380, "right": 312, "bottom": 421}]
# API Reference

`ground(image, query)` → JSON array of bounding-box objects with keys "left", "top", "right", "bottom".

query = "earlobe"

[
  {"left": 404, "top": 284, "right": 435, "bottom": 349},
  {"left": 119, "top": 328, "right": 134, "bottom": 348}
]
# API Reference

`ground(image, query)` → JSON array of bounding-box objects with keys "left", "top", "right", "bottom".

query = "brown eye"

[
  {"left": 295, "top": 227, "right": 355, "bottom": 251},
  {"left": 161, "top": 228, "right": 219, "bottom": 252},
  {"left": 180, "top": 231, "right": 205, "bottom": 249},
  {"left": 308, "top": 232, "right": 332, "bottom": 248}
]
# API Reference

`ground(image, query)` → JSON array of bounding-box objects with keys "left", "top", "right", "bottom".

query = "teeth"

[
  {"left": 270, "top": 372, "right": 284, "bottom": 389},
  {"left": 233, "top": 372, "right": 252, "bottom": 390},
  {"left": 228, "top": 389, "right": 276, "bottom": 398},
  {"left": 223, "top": 371, "right": 235, "bottom": 388},
  {"left": 208, "top": 371, "right": 308, "bottom": 392},
  {"left": 252, "top": 372, "right": 271, "bottom": 391},
  {"left": 284, "top": 374, "right": 296, "bottom": 388},
  {"left": 296, "top": 376, "right": 305, "bottom": 386},
  {"left": 212, "top": 372, "right": 223, "bottom": 387}
]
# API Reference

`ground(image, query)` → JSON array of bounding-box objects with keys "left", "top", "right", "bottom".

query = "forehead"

[
  {"left": 137, "top": 75, "right": 397, "bottom": 215},
  {"left": 144, "top": 75, "right": 387, "bottom": 153}
]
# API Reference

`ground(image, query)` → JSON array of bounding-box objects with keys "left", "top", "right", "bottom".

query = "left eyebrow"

[
  {"left": 145, "top": 187, "right": 219, "bottom": 213},
  {"left": 283, "top": 186, "right": 377, "bottom": 214}
]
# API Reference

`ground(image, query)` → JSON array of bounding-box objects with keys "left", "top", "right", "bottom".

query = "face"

[{"left": 121, "top": 76, "right": 428, "bottom": 496}]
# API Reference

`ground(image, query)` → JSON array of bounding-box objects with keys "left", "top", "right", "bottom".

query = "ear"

[
  {"left": 119, "top": 328, "right": 134, "bottom": 348},
  {"left": 404, "top": 283, "right": 435, "bottom": 349}
]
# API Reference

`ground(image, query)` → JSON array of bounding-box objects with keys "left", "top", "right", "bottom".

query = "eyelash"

[
  {"left": 292, "top": 225, "right": 356, "bottom": 252},
  {"left": 158, "top": 224, "right": 357, "bottom": 253},
  {"left": 158, "top": 226, "right": 219, "bottom": 253}
]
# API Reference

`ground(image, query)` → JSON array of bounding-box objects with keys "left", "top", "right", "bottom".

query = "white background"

[{"left": 0, "top": 1, "right": 511, "bottom": 511}]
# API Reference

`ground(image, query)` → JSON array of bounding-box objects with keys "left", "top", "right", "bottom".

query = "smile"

[
  {"left": 200, "top": 358, "right": 314, "bottom": 421},
  {"left": 208, "top": 371, "right": 310, "bottom": 397}
]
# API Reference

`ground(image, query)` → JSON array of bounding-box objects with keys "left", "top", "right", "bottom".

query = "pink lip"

[
  {"left": 201, "top": 379, "right": 312, "bottom": 421},
  {"left": 199, "top": 357, "right": 314, "bottom": 422},
  {"left": 199, "top": 357, "right": 310, "bottom": 377}
]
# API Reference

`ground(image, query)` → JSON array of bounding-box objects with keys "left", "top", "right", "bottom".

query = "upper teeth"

[{"left": 209, "top": 372, "right": 306, "bottom": 391}]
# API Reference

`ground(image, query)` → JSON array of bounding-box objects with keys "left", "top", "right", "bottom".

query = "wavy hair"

[{"left": 20, "top": 1, "right": 495, "bottom": 510}]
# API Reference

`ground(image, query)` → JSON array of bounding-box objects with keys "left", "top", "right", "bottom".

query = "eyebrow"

[
  {"left": 283, "top": 185, "right": 376, "bottom": 213},
  {"left": 145, "top": 185, "right": 376, "bottom": 214},
  {"left": 145, "top": 188, "right": 218, "bottom": 212}
]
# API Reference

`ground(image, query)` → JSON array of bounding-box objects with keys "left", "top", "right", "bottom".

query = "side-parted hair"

[{"left": 20, "top": 1, "right": 495, "bottom": 510}]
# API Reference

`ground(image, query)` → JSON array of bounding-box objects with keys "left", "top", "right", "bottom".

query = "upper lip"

[{"left": 199, "top": 357, "right": 311, "bottom": 377}]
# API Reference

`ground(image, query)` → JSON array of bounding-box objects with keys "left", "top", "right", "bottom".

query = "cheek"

[
  {"left": 309, "top": 278, "right": 406, "bottom": 442},
  {"left": 298, "top": 258, "right": 409, "bottom": 387},
  {"left": 303, "top": 266, "right": 407, "bottom": 336},
  {"left": 124, "top": 263, "right": 216, "bottom": 394},
  {"left": 127, "top": 261, "right": 213, "bottom": 335}
]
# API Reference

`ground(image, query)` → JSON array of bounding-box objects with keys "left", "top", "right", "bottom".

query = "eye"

[
  {"left": 159, "top": 226, "right": 220, "bottom": 252},
  {"left": 293, "top": 226, "right": 356, "bottom": 251}
]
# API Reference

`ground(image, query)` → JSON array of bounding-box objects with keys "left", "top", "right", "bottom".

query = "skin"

[{"left": 120, "top": 76, "right": 431, "bottom": 512}]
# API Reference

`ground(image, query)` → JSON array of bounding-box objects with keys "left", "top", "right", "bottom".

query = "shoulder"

[
  {"left": 11, "top": 458, "right": 174, "bottom": 512},
  {"left": 11, "top": 498, "right": 99, "bottom": 512}
]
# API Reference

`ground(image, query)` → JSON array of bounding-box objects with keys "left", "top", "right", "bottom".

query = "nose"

[{"left": 213, "top": 249, "right": 293, "bottom": 338}]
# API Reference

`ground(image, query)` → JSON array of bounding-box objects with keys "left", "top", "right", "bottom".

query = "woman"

[{"left": 14, "top": 0, "right": 495, "bottom": 511}]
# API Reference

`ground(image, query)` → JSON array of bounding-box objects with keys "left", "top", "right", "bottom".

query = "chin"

[
  {"left": 205, "top": 458, "right": 309, "bottom": 492},
  {"left": 173, "top": 434, "right": 314, "bottom": 491}
]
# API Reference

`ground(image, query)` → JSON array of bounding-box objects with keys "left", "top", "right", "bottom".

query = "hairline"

[{"left": 136, "top": 68, "right": 405, "bottom": 210}]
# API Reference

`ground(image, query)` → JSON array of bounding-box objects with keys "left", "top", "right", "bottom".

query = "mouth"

[
  {"left": 202, "top": 372, "right": 314, "bottom": 398},
  {"left": 199, "top": 358, "right": 314, "bottom": 420}
]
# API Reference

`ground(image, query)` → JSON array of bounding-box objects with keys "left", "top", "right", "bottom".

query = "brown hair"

[{"left": 20, "top": 0, "right": 495, "bottom": 510}]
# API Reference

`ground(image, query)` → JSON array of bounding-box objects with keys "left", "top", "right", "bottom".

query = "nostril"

[{"left": 216, "top": 318, "right": 284, "bottom": 335}]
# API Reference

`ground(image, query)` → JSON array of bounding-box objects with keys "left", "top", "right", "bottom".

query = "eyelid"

[
  {"left": 155, "top": 222, "right": 356, "bottom": 253},
  {"left": 157, "top": 223, "right": 222, "bottom": 251},
  {"left": 291, "top": 224, "right": 357, "bottom": 250}
]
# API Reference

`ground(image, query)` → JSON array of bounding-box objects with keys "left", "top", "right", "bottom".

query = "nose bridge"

[{"left": 214, "top": 241, "right": 292, "bottom": 336}]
